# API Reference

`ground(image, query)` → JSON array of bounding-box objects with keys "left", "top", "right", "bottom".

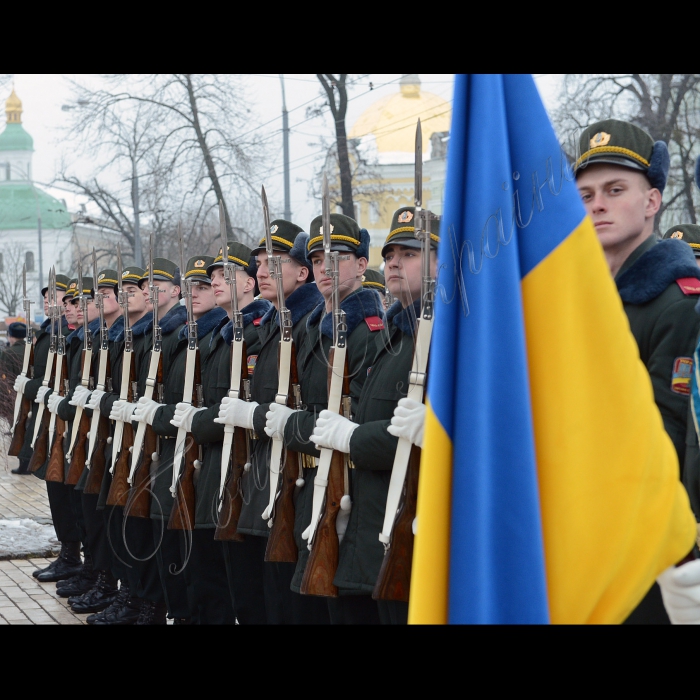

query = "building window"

[{"left": 25, "top": 251, "right": 34, "bottom": 272}]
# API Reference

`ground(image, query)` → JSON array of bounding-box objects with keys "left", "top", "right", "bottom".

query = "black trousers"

[
  {"left": 377, "top": 600, "right": 408, "bottom": 625},
  {"left": 624, "top": 582, "right": 670, "bottom": 625},
  {"left": 327, "top": 595, "right": 381, "bottom": 625},
  {"left": 187, "top": 529, "right": 237, "bottom": 624},
  {"left": 69, "top": 487, "right": 88, "bottom": 554},
  {"left": 46, "top": 481, "right": 80, "bottom": 543},
  {"left": 82, "top": 493, "right": 111, "bottom": 572},
  {"left": 222, "top": 536, "right": 267, "bottom": 625},
  {"left": 104, "top": 505, "right": 132, "bottom": 585},
  {"left": 122, "top": 514, "right": 164, "bottom": 604},
  {"left": 154, "top": 523, "right": 192, "bottom": 619}
]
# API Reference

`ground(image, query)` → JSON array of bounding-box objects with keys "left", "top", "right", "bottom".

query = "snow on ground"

[{"left": 0, "top": 519, "right": 59, "bottom": 559}]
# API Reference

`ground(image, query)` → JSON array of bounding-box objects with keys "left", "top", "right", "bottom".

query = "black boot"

[
  {"left": 86, "top": 582, "right": 129, "bottom": 625},
  {"left": 136, "top": 600, "right": 168, "bottom": 625},
  {"left": 11, "top": 459, "right": 30, "bottom": 475},
  {"left": 92, "top": 594, "right": 144, "bottom": 626},
  {"left": 57, "top": 554, "right": 97, "bottom": 598},
  {"left": 69, "top": 571, "right": 119, "bottom": 613},
  {"left": 36, "top": 542, "right": 83, "bottom": 582}
]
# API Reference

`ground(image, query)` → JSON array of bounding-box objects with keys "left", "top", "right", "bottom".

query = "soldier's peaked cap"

[
  {"left": 68, "top": 277, "right": 94, "bottom": 300},
  {"left": 307, "top": 213, "right": 370, "bottom": 259},
  {"left": 117, "top": 265, "right": 145, "bottom": 291},
  {"left": 42, "top": 273, "right": 70, "bottom": 297},
  {"left": 64, "top": 278, "right": 79, "bottom": 301},
  {"left": 184, "top": 255, "right": 215, "bottom": 284},
  {"left": 96, "top": 269, "right": 118, "bottom": 288},
  {"left": 208, "top": 240, "right": 256, "bottom": 278},
  {"left": 574, "top": 119, "right": 670, "bottom": 193},
  {"left": 381, "top": 206, "right": 440, "bottom": 257},
  {"left": 362, "top": 268, "right": 385, "bottom": 291},
  {"left": 663, "top": 224, "right": 700, "bottom": 258},
  {"left": 252, "top": 219, "right": 304, "bottom": 256},
  {"left": 138, "top": 259, "right": 180, "bottom": 288}
]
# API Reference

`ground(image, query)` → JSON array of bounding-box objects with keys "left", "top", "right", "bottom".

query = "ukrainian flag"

[{"left": 409, "top": 74, "right": 696, "bottom": 624}]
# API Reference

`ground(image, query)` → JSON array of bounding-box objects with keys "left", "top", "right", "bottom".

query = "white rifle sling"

[
  {"left": 171, "top": 346, "right": 197, "bottom": 496},
  {"left": 129, "top": 348, "right": 160, "bottom": 484},
  {"left": 378, "top": 314, "right": 433, "bottom": 544},
  {"left": 262, "top": 336, "right": 293, "bottom": 523},
  {"left": 66, "top": 346, "right": 93, "bottom": 459},
  {"left": 46, "top": 353, "right": 65, "bottom": 447},
  {"left": 110, "top": 352, "right": 133, "bottom": 474},
  {"left": 218, "top": 337, "right": 244, "bottom": 504},
  {"left": 31, "top": 349, "right": 55, "bottom": 448},
  {"left": 11, "top": 341, "right": 32, "bottom": 431},
  {"left": 85, "top": 348, "right": 108, "bottom": 468},
  {"left": 304, "top": 341, "right": 348, "bottom": 547}
]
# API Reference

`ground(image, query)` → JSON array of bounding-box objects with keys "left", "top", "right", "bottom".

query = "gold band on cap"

[
  {"left": 97, "top": 278, "right": 118, "bottom": 286},
  {"left": 213, "top": 254, "right": 249, "bottom": 268},
  {"left": 575, "top": 146, "right": 650, "bottom": 171},
  {"left": 257, "top": 235, "right": 293, "bottom": 249},
  {"left": 690, "top": 243, "right": 700, "bottom": 251},
  {"left": 151, "top": 268, "right": 174, "bottom": 279},
  {"left": 185, "top": 269, "right": 209, "bottom": 278},
  {"left": 362, "top": 280, "right": 385, "bottom": 289},
  {"left": 307, "top": 234, "right": 360, "bottom": 251},
  {"left": 56, "top": 282, "right": 68, "bottom": 290},
  {"left": 122, "top": 273, "right": 142, "bottom": 282},
  {"left": 385, "top": 227, "right": 440, "bottom": 245}
]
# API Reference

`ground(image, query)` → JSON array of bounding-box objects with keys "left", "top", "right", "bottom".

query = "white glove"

[
  {"left": 13, "top": 375, "right": 30, "bottom": 393},
  {"left": 170, "top": 402, "right": 205, "bottom": 432},
  {"left": 265, "top": 403, "right": 296, "bottom": 440},
  {"left": 35, "top": 385, "right": 51, "bottom": 405},
  {"left": 658, "top": 558, "right": 700, "bottom": 624},
  {"left": 133, "top": 396, "right": 161, "bottom": 426},
  {"left": 47, "top": 392, "right": 64, "bottom": 414},
  {"left": 310, "top": 410, "right": 358, "bottom": 453},
  {"left": 214, "top": 397, "right": 259, "bottom": 430},
  {"left": 387, "top": 397, "right": 426, "bottom": 448},
  {"left": 69, "top": 385, "right": 92, "bottom": 408},
  {"left": 109, "top": 399, "right": 137, "bottom": 423},
  {"left": 86, "top": 388, "right": 106, "bottom": 412}
]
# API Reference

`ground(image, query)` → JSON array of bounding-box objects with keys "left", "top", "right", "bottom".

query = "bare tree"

[
  {"left": 552, "top": 74, "right": 700, "bottom": 233},
  {"left": 0, "top": 243, "right": 28, "bottom": 316}
]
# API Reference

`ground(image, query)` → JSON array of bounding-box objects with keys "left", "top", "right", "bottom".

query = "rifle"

[
  {"left": 259, "top": 186, "right": 300, "bottom": 562},
  {"left": 45, "top": 267, "right": 69, "bottom": 484},
  {"left": 9, "top": 264, "right": 34, "bottom": 457},
  {"left": 300, "top": 174, "right": 350, "bottom": 596},
  {"left": 65, "top": 265, "right": 93, "bottom": 484},
  {"left": 84, "top": 249, "right": 112, "bottom": 495},
  {"left": 373, "top": 120, "right": 438, "bottom": 602},
  {"left": 169, "top": 229, "right": 202, "bottom": 531},
  {"left": 215, "top": 201, "right": 248, "bottom": 542},
  {"left": 106, "top": 245, "right": 137, "bottom": 507},
  {"left": 125, "top": 235, "right": 161, "bottom": 519},
  {"left": 29, "top": 268, "right": 58, "bottom": 472}
]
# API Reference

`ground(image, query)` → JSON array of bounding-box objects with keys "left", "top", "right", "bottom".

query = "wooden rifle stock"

[
  {"left": 299, "top": 351, "right": 350, "bottom": 597},
  {"left": 9, "top": 345, "right": 33, "bottom": 456},
  {"left": 65, "top": 352, "right": 92, "bottom": 485},
  {"left": 372, "top": 444, "right": 421, "bottom": 602},
  {"left": 265, "top": 342, "right": 300, "bottom": 562},
  {"left": 168, "top": 354, "right": 201, "bottom": 531},
  {"left": 45, "top": 357, "right": 69, "bottom": 483},
  {"left": 214, "top": 424, "right": 247, "bottom": 541},
  {"left": 28, "top": 410, "right": 50, "bottom": 473},
  {"left": 126, "top": 354, "right": 162, "bottom": 519},
  {"left": 83, "top": 413, "right": 109, "bottom": 495},
  {"left": 106, "top": 361, "right": 136, "bottom": 507}
]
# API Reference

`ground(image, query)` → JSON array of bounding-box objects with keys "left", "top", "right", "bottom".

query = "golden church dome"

[
  {"left": 5, "top": 88, "right": 23, "bottom": 124},
  {"left": 349, "top": 75, "right": 451, "bottom": 156}
]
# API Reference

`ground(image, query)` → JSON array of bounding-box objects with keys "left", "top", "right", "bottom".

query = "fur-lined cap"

[
  {"left": 575, "top": 119, "right": 669, "bottom": 193},
  {"left": 663, "top": 224, "right": 700, "bottom": 258}
]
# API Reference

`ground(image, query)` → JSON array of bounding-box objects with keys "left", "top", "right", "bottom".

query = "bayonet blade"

[
  {"left": 219, "top": 200, "right": 227, "bottom": 256},
  {"left": 149, "top": 233, "right": 154, "bottom": 292},
  {"left": 117, "top": 245, "right": 123, "bottom": 295},
  {"left": 262, "top": 186, "right": 272, "bottom": 256},
  {"left": 415, "top": 119, "right": 423, "bottom": 209},
  {"left": 22, "top": 264, "right": 26, "bottom": 300},
  {"left": 178, "top": 222, "right": 185, "bottom": 284},
  {"left": 92, "top": 248, "right": 98, "bottom": 288},
  {"left": 77, "top": 263, "right": 84, "bottom": 306}
]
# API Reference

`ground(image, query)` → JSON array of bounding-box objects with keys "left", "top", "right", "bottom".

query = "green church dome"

[
  {"left": 0, "top": 123, "right": 33, "bottom": 152},
  {"left": 0, "top": 183, "right": 71, "bottom": 230}
]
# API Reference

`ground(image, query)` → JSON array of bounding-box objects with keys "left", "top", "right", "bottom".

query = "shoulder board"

[
  {"left": 364, "top": 316, "right": 385, "bottom": 332},
  {"left": 253, "top": 317, "right": 262, "bottom": 326},
  {"left": 675, "top": 277, "right": 700, "bottom": 295}
]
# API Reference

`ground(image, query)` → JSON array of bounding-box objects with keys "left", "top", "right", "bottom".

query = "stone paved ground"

[{"left": 0, "top": 455, "right": 86, "bottom": 624}]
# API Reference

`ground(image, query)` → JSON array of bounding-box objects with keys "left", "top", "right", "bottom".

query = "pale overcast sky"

[{"left": 3, "top": 74, "right": 562, "bottom": 229}]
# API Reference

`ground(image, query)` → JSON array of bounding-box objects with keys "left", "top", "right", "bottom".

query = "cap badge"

[
  {"left": 98, "top": 273, "right": 105, "bottom": 281},
  {"left": 194, "top": 259, "right": 205, "bottom": 268},
  {"left": 398, "top": 210, "right": 414, "bottom": 223},
  {"left": 270, "top": 224, "right": 278, "bottom": 234},
  {"left": 319, "top": 224, "right": 335, "bottom": 234},
  {"left": 671, "top": 231, "right": 684, "bottom": 240},
  {"left": 69, "top": 282, "right": 77, "bottom": 289},
  {"left": 590, "top": 131, "right": 611, "bottom": 148}
]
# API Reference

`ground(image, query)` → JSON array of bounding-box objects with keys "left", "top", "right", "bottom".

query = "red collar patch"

[
  {"left": 364, "top": 316, "right": 385, "bottom": 331},
  {"left": 253, "top": 317, "right": 262, "bottom": 326},
  {"left": 676, "top": 278, "right": 700, "bottom": 295}
]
